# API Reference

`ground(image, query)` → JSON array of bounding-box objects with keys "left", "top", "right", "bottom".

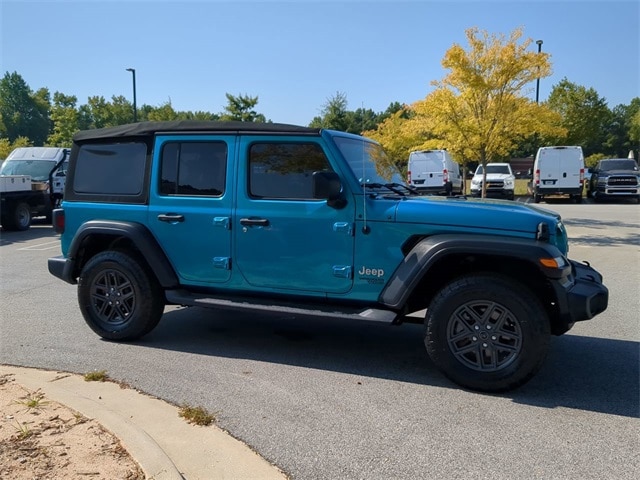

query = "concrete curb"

[{"left": 0, "top": 365, "right": 288, "bottom": 480}]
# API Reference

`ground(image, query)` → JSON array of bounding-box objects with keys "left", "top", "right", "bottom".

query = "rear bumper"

[
  {"left": 535, "top": 186, "right": 582, "bottom": 196},
  {"left": 48, "top": 255, "right": 77, "bottom": 285}
]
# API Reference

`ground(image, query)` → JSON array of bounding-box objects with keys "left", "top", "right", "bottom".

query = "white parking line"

[{"left": 18, "top": 241, "right": 61, "bottom": 251}]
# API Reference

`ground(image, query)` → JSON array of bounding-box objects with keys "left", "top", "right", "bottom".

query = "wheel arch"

[
  {"left": 68, "top": 220, "right": 179, "bottom": 288},
  {"left": 381, "top": 234, "right": 568, "bottom": 333}
]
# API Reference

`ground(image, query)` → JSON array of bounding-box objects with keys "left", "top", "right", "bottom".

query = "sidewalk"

[{"left": 0, "top": 365, "right": 288, "bottom": 480}]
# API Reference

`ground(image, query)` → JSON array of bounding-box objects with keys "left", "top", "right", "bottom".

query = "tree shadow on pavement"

[{"left": 141, "top": 307, "right": 639, "bottom": 419}]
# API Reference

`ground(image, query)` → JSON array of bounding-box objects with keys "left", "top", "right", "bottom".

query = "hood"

[
  {"left": 475, "top": 173, "right": 513, "bottom": 180},
  {"left": 599, "top": 169, "right": 640, "bottom": 176},
  {"left": 395, "top": 195, "right": 560, "bottom": 237}
]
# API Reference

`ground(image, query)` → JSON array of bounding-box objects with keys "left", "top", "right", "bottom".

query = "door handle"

[
  {"left": 240, "top": 218, "right": 269, "bottom": 227},
  {"left": 157, "top": 213, "right": 185, "bottom": 223}
]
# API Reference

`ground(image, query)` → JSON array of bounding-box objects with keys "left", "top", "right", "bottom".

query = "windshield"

[
  {"left": 0, "top": 159, "right": 56, "bottom": 181},
  {"left": 476, "top": 164, "right": 511, "bottom": 175},
  {"left": 599, "top": 159, "right": 638, "bottom": 171},
  {"left": 332, "top": 135, "right": 405, "bottom": 187}
]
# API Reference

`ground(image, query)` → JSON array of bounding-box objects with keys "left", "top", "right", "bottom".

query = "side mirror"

[
  {"left": 313, "top": 171, "right": 345, "bottom": 208},
  {"left": 313, "top": 171, "right": 342, "bottom": 199}
]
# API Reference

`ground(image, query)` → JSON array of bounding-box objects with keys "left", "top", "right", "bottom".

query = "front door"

[{"left": 234, "top": 137, "right": 355, "bottom": 294}]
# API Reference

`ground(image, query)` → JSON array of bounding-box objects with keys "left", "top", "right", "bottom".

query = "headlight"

[
  {"left": 471, "top": 179, "right": 481, "bottom": 185},
  {"left": 504, "top": 178, "right": 514, "bottom": 187}
]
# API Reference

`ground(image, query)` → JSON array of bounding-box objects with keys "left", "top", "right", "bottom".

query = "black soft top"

[{"left": 73, "top": 121, "right": 320, "bottom": 142}]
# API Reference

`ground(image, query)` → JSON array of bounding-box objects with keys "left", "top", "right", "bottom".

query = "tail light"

[
  {"left": 443, "top": 169, "right": 449, "bottom": 183},
  {"left": 534, "top": 169, "right": 540, "bottom": 186},
  {"left": 407, "top": 170, "right": 412, "bottom": 183},
  {"left": 580, "top": 168, "right": 585, "bottom": 184},
  {"left": 52, "top": 208, "right": 65, "bottom": 234}
]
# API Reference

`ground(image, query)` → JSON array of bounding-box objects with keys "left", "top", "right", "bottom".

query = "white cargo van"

[
  {"left": 407, "top": 149, "right": 463, "bottom": 195},
  {"left": 532, "top": 146, "right": 584, "bottom": 203}
]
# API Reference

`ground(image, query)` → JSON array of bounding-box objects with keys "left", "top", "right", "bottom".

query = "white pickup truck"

[{"left": 0, "top": 147, "right": 69, "bottom": 230}]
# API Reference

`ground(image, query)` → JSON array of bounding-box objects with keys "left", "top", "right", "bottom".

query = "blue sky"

[{"left": 1, "top": 0, "right": 639, "bottom": 126}]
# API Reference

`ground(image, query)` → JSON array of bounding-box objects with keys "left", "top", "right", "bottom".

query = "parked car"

[
  {"left": 469, "top": 163, "right": 515, "bottom": 200},
  {"left": 48, "top": 121, "right": 608, "bottom": 392},
  {"left": 586, "top": 158, "right": 640, "bottom": 203}
]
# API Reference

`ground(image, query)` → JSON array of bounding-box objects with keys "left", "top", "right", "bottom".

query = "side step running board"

[{"left": 165, "top": 289, "right": 398, "bottom": 324}]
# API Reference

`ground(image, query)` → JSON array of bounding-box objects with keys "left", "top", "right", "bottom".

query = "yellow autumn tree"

[{"left": 368, "top": 27, "right": 566, "bottom": 195}]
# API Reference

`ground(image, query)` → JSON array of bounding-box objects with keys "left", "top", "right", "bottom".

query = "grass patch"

[
  {"left": 84, "top": 370, "right": 109, "bottom": 382},
  {"left": 14, "top": 389, "right": 49, "bottom": 410},
  {"left": 179, "top": 404, "right": 216, "bottom": 426},
  {"left": 14, "top": 421, "right": 33, "bottom": 439}
]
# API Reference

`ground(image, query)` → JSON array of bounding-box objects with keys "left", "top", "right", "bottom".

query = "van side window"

[
  {"left": 248, "top": 142, "right": 331, "bottom": 199},
  {"left": 160, "top": 142, "right": 227, "bottom": 196}
]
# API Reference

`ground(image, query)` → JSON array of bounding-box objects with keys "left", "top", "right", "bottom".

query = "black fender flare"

[
  {"left": 379, "top": 234, "right": 569, "bottom": 309},
  {"left": 68, "top": 220, "right": 179, "bottom": 288}
]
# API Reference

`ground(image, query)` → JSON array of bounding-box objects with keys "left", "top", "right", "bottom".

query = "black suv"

[{"left": 586, "top": 158, "right": 640, "bottom": 202}]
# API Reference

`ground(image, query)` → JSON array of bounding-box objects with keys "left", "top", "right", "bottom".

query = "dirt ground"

[{"left": 0, "top": 373, "right": 144, "bottom": 480}]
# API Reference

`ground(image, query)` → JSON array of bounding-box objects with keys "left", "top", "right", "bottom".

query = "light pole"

[
  {"left": 126, "top": 68, "right": 137, "bottom": 122},
  {"left": 535, "top": 40, "right": 543, "bottom": 103}
]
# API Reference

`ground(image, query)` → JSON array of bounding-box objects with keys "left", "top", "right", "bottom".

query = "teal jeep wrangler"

[{"left": 48, "top": 121, "right": 608, "bottom": 392}]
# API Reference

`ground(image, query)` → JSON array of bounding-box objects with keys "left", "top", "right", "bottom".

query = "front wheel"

[
  {"left": 78, "top": 251, "right": 165, "bottom": 341},
  {"left": 425, "top": 274, "right": 550, "bottom": 392}
]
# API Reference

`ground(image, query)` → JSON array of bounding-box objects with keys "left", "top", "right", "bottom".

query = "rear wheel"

[
  {"left": 2, "top": 202, "right": 31, "bottom": 231},
  {"left": 78, "top": 251, "right": 164, "bottom": 341},
  {"left": 533, "top": 193, "right": 541, "bottom": 203},
  {"left": 425, "top": 274, "right": 550, "bottom": 392}
]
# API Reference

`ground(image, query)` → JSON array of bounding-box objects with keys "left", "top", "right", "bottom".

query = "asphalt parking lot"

[{"left": 1, "top": 202, "right": 638, "bottom": 480}]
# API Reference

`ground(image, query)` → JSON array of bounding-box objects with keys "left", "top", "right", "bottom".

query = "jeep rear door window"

[
  {"left": 160, "top": 142, "right": 227, "bottom": 196},
  {"left": 74, "top": 143, "right": 146, "bottom": 194},
  {"left": 248, "top": 142, "right": 331, "bottom": 199}
]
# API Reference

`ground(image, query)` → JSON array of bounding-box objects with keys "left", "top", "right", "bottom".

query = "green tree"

[
  {"left": 147, "top": 100, "right": 179, "bottom": 121},
  {"left": 0, "top": 136, "right": 31, "bottom": 160},
  {"left": 546, "top": 78, "right": 611, "bottom": 156},
  {"left": 47, "top": 92, "right": 79, "bottom": 147},
  {"left": 220, "top": 93, "right": 266, "bottom": 122},
  {"left": 309, "top": 91, "right": 350, "bottom": 131},
  {"left": 630, "top": 108, "right": 640, "bottom": 158},
  {"left": 0, "top": 72, "right": 51, "bottom": 145}
]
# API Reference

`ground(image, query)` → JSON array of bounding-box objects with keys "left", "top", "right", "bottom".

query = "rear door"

[
  {"left": 148, "top": 135, "right": 234, "bottom": 285},
  {"left": 539, "top": 147, "right": 582, "bottom": 189},
  {"left": 411, "top": 152, "right": 445, "bottom": 189}
]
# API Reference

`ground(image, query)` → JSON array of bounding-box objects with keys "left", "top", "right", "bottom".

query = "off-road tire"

[
  {"left": 425, "top": 274, "right": 550, "bottom": 392},
  {"left": 78, "top": 250, "right": 164, "bottom": 341}
]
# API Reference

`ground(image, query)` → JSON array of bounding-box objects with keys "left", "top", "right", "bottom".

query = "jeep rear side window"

[
  {"left": 74, "top": 143, "right": 146, "bottom": 194},
  {"left": 248, "top": 142, "right": 331, "bottom": 199},
  {"left": 160, "top": 142, "right": 227, "bottom": 197}
]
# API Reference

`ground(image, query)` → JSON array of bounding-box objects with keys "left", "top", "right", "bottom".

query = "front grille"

[
  {"left": 608, "top": 176, "right": 638, "bottom": 186},
  {"left": 486, "top": 181, "right": 504, "bottom": 188}
]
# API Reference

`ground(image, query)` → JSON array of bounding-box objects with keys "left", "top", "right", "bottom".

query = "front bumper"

[
  {"left": 551, "top": 260, "right": 608, "bottom": 331},
  {"left": 470, "top": 188, "right": 514, "bottom": 199}
]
